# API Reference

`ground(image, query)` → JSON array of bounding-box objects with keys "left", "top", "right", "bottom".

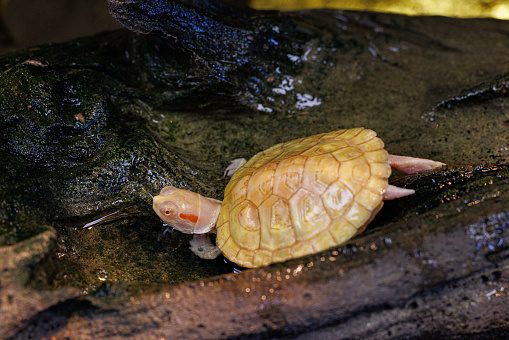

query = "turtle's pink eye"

[{"left": 159, "top": 202, "right": 178, "bottom": 219}]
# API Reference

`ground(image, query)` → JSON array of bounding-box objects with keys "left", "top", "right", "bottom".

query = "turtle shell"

[{"left": 215, "top": 128, "right": 391, "bottom": 268}]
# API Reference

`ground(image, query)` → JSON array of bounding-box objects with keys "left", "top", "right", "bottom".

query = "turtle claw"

[{"left": 389, "top": 155, "right": 445, "bottom": 174}]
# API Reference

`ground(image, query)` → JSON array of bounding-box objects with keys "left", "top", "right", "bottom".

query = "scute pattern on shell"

[{"left": 216, "top": 128, "right": 391, "bottom": 268}]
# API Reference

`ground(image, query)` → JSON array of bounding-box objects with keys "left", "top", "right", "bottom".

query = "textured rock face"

[{"left": 1, "top": 1, "right": 508, "bottom": 338}]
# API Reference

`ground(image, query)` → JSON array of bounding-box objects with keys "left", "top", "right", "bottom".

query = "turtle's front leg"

[
  {"left": 223, "top": 158, "right": 247, "bottom": 177},
  {"left": 189, "top": 234, "right": 222, "bottom": 259}
]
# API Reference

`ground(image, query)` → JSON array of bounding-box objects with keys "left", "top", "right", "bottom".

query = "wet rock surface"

[{"left": 1, "top": 0, "right": 508, "bottom": 338}]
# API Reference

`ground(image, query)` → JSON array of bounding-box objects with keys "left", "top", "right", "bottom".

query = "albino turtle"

[{"left": 153, "top": 128, "right": 444, "bottom": 268}]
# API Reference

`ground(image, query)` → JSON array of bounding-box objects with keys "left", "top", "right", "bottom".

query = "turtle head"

[{"left": 153, "top": 186, "right": 221, "bottom": 234}]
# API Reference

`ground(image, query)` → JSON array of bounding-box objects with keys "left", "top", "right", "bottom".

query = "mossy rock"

[{"left": 1, "top": 1, "right": 508, "bottom": 338}]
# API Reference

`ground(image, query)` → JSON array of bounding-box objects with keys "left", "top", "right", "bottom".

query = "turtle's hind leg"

[
  {"left": 388, "top": 155, "right": 445, "bottom": 174},
  {"left": 384, "top": 154, "right": 445, "bottom": 200},
  {"left": 383, "top": 185, "right": 415, "bottom": 200}
]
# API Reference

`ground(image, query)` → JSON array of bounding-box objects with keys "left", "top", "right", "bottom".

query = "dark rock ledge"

[{"left": 1, "top": 1, "right": 508, "bottom": 338}]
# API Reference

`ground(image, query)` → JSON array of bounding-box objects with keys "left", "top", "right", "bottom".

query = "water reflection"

[{"left": 250, "top": 0, "right": 509, "bottom": 19}]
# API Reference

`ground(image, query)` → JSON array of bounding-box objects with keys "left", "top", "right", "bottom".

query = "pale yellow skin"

[{"left": 153, "top": 128, "right": 444, "bottom": 268}]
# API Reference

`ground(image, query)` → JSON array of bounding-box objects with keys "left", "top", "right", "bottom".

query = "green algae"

[{"left": 0, "top": 4, "right": 508, "bottom": 302}]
